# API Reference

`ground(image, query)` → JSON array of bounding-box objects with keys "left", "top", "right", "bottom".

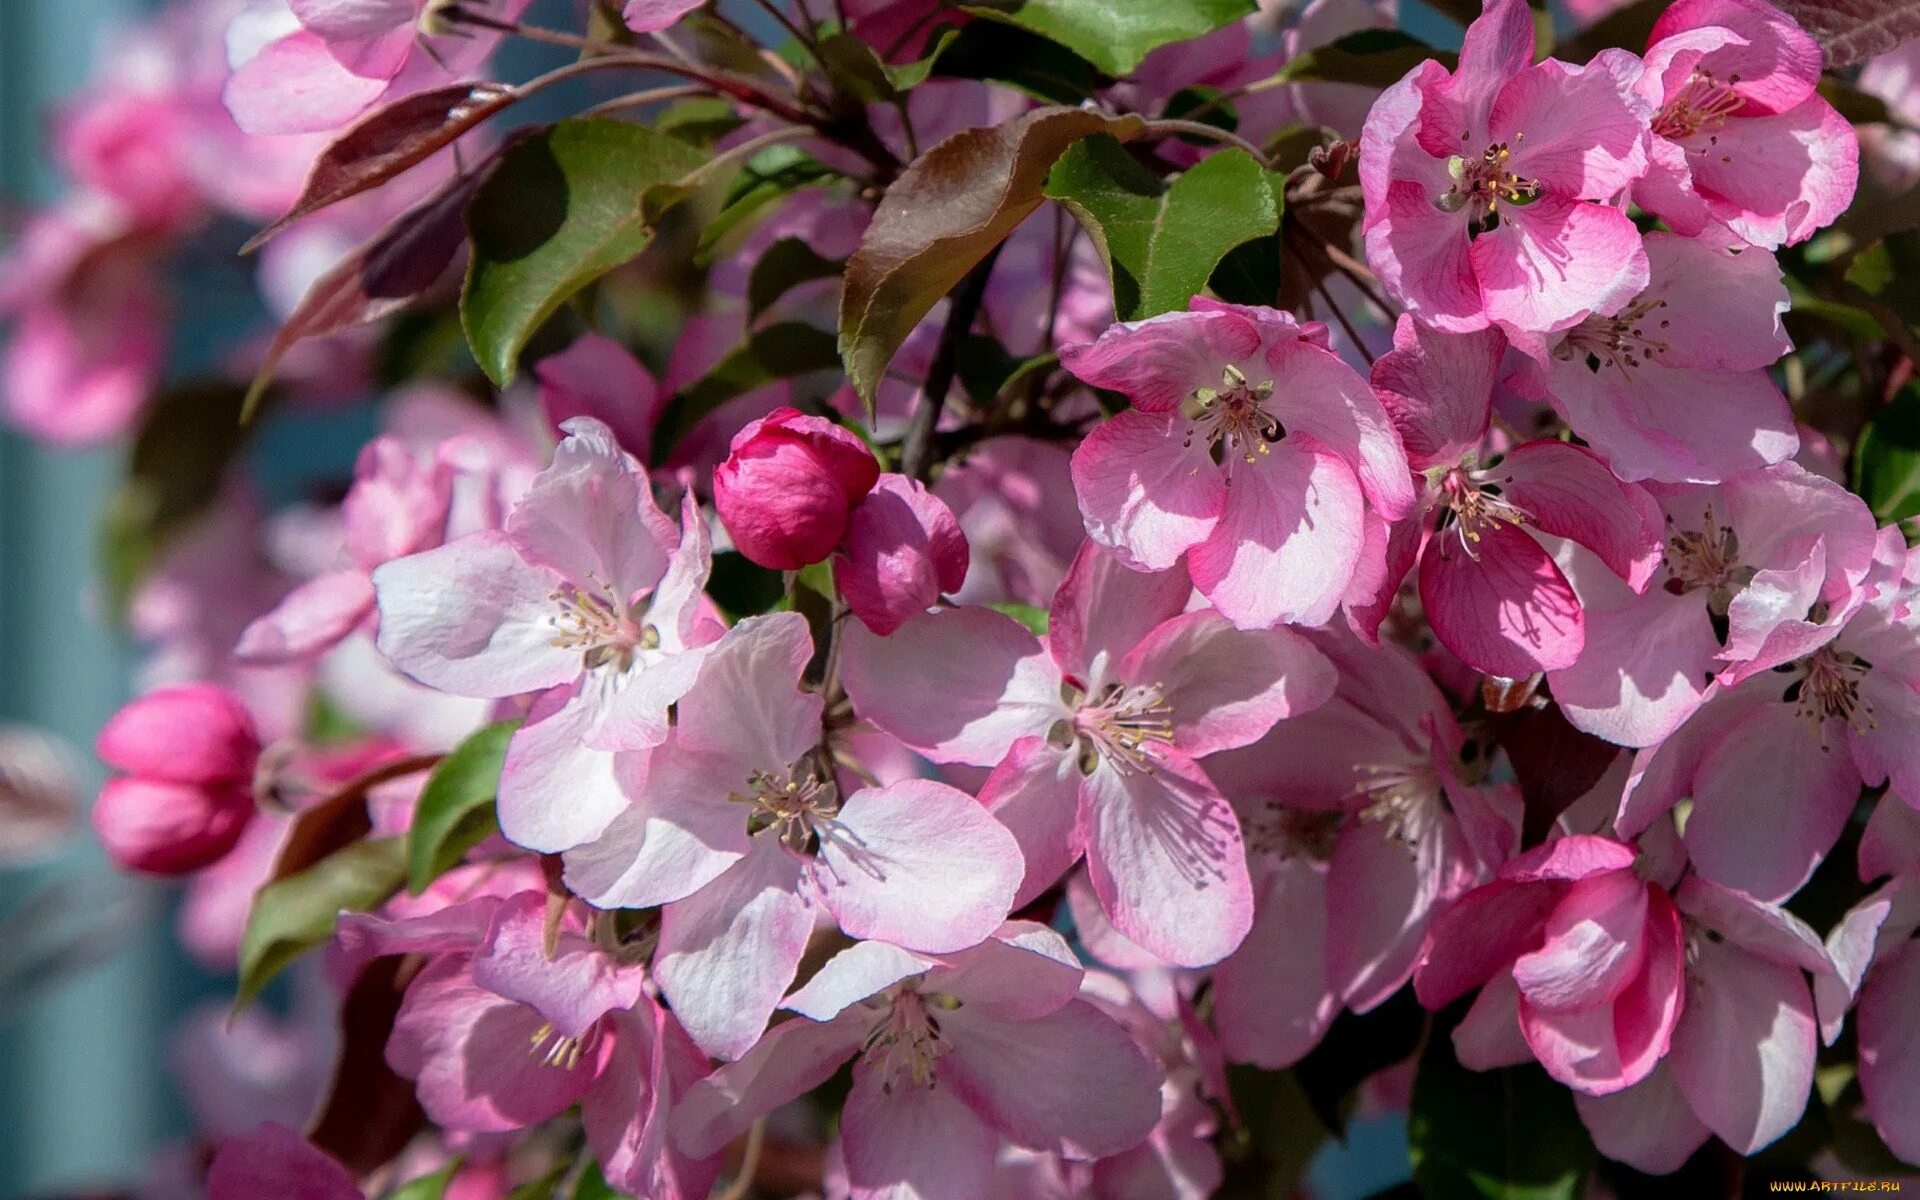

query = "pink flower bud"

[
  {"left": 835, "top": 473, "right": 970, "bottom": 636},
  {"left": 92, "top": 776, "right": 253, "bottom": 875},
  {"left": 713, "top": 407, "right": 880, "bottom": 570},
  {"left": 95, "top": 684, "right": 261, "bottom": 786}
]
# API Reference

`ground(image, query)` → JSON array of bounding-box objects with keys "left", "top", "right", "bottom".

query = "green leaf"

[
  {"left": 888, "top": 27, "right": 961, "bottom": 91},
  {"left": 840, "top": 106, "right": 1147, "bottom": 412},
  {"left": 388, "top": 1164, "right": 460, "bottom": 1200},
  {"left": 236, "top": 837, "right": 407, "bottom": 1010},
  {"left": 652, "top": 322, "right": 842, "bottom": 462},
  {"left": 960, "top": 0, "right": 1254, "bottom": 76},
  {"left": 653, "top": 95, "right": 746, "bottom": 146},
  {"left": 463, "top": 119, "right": 708, "bottom": 385},
  {"left": 819, "top": 32, "right": 908, "bottom": 102},
  {"left": 1046, "top": 137, "right": 1279, "bottom": 320},
  {"left": 1855, "top": 383, "right": 1920, "bottom": 522},
  {"left": 988, "top": 602, "right": 1050, "bottom": 635},
  {"left": 1408, "top": 1009, "right": 1596, "bottom": 1200},
  {"left": 931, "top": 19, "right": 1106, "bottom": 104},
  {"left": 406, "top": 720, "right": 520, "bottom": 894},
  {"left": 1268, "top": 28, "right": 1456, "bottom": 87},
  {"left": 571, "top": 1163, "right": 625, "bottom": 1200},
  {"left": 696, "top": 145, "right": 839, "bottom": 259},
  {"left": 747, "top": 237, "right": 845, "bottom": 320}
]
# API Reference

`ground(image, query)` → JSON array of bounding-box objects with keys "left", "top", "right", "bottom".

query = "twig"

[
  {"left": 1313, "top": 275, "right": 1375, "bottom": 366},
  {"left": 1143, "top": 118, "right": 1272, "bottom": 166},
  {"left": 901, "top": 247, "right": 1003, "bottom": 480},
  {"left": 579, "top": 83, "right": 707, "bottom": 118},
  {"left": 749, "top": 0, "right": 821, "bottom": 56},
  {"left": 717, "top": 1120, "right": 768, "bottom": 1200}
]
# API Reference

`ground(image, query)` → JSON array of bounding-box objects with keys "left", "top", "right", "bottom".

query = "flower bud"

[
  {"left": 96, "top": 684, "right": 261, "bottom": 786},
  {"left": 92, "top": 776, "right": 253, "bottom": 875},
  {"left": 835, "top": 473, "right": 970, "bottom": 636},
  {"left": 714, "top": 407, "right": 880, "bottom": 570}
]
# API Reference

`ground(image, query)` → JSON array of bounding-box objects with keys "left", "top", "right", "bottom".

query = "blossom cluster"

[{"left": 11, "top": 0, "right": 1920, "bottom": 1196}]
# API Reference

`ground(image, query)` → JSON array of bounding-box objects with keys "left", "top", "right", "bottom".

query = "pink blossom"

[
  {"left": 563, "top": 611, "right": 1024, "bottom": 1059},
  {"left": 1358, "top": 0, "right": 1651, "bottom": 336},
  {"left": 1618, "top": 531, "right": 1920, "bottom": 900},
  {"left": 1416, "top": 835, "right": 1685, "bottom": 1095},
  {"left": 1206, "top": 629, "right": 1520, "bottom": 1066},
  {"left": 714, "top": 406, "right": 881, "bottom": 570},
  {"left": 1548, "top": 462, "right": 1879, "bottom": 747},
  {"left": 93, "top": 684, "right": 262, "bottom": 875},
  {"left": 1632, "top": 0, "right": 1858, "bottom": 249},
  {"left": 372, "top": 417, "right": 722, "bottom": 852},
  {"left": 834, "top": 473, "right": 970, "bottom": 636},
  {"left": 672, "top": 928, "right": 1165, "bottom": 1200},
  {"left": 1574, "top": 876, "right": 1831, "bottom": 1169},
  {"left": 1063, "top": 299, "right": 1414, "bottom": 629},
  {"left": 1367, "top": 315, "right": 1664, "bottom": 677},
  {"left": 1504, "top": 232, "right": 1799, "bottom": 483},
  {"left": 841, "top": 541, "right": 1338, "bottom": 967}
]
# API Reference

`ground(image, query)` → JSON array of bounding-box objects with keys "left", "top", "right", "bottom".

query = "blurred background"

[{"left": 0, "top": 3, "right": 1427, "bottom": 1196}]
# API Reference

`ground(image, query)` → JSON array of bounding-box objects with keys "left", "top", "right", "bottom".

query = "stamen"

[
  {"left": 1653, "top": 70, "right": 1745, "bottom": 142},
  {"left": 861, "top": 988, "right": 951, "bottom": 1093},
  {"left": 1435, "top": 141, "right": 1542, "bottom": 234},
  {"left": 1354, "top": 758, "right": 1444, "bottom": 847},
  {"left": 1556, "top": 294, "right": 1672, "bottom": 376},
  {"left": 1438, "top": 467, "right": 1530, "bottom": 561},
  {"left": 1182, "top": 364, "right": 1285, "bottom": 470},
  {"left": 528, "top": 1021, "right": 589, "bottom": 1071},
  {"left": 1072, "top": 682, "right": 1178, "bottom": 775},
  {"left": 548, "top": 583, "right": 645, "bottom": 672},
  {"left": 1787, "top": 647, "right": 1874, "bottom": 736}
]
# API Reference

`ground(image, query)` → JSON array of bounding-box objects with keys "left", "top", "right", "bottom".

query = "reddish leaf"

[
  {"left": 838, "top": 105, "right": 1145, "bottom": 410},
  {"left": 306, "top": 956, "right": 425, "bottom": 1178},
  {"left": 242, "top": 82, "right": 516, "bottom": 254},
  {"left": 268, "top": 752, "right": 439, "bottom": 885},
  {"left": 243, "top": 171, "right": 481, "bottom": 420},
  {"left": 1772, "top": 0, "right": 1920, "bottom": 69}
]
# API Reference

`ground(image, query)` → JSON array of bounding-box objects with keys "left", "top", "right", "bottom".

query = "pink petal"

[
  {"left": 1071, "top": 410, "right": 1225, "bottom": 572},
  {"left": 1454, "top": 971, "right": 1535, "bottom": 1069},
  {"left": 223, "top": 31, "right": 389, "bottom": 136},
  {"left": 473, "top": 894, "right": 649, "bottom": 1040},
  {"left": 1263, "top": 338, "right": 1416, "bottom": 520},
  {"left": 1649, "top": 0, "right": 1823, "bottom": 114},
  {"left": 939, "top": 999, "right": 1165, "bottom": 1158},
  {"left": 1474, "top": 195, "right": 1649, "bottom": 339},
  {"left": 1364, "top": 181, "right": 1486, "bottom": 333},
  {"left": 814, "top": 779, "right": 1023, "bottom": 953},
  {"left": 207, "top": 1124, "right": 361, "bottom": 1200},
  {"left": 1548, "top": 577, "right": 1717, "bottom": 748},
  {"left": 842, "top": 1062, "right": 1000, "bottom": 1199},
  {"left": 931, "top": 922, "right": 1088, "bottom": 1021},
  {"left": 497, "top": 685, "right": 628, "bottom": 853},
  {"left": 372, "top": 531, "right": 577, "bottom": 698},
  {"left": 978, "top": 736, "right": 1087, "bottom": 910},
  {"left": 1081, "top": 751, "right": 1253, "bottom": 967},
  {"left": 1118, "top": 609, "right": 1337, "bottom": 756},
  {"left": 1416, "top": 0, "right": 1535, "bottom": 153},
  {"left": 1674, "top": 875, "right": 1832, "bottom": 977},
  {"left": 1330, "top": 813, "right": 1478, "bottom": 1012},
  {"left": 623, "top": 0, "right": 707, "bottom": 35},
  {"left": 1573, "top": 1062, "right": 1712, "bottom": 1175},
  {"left": 835, "top": 474, "right": 971, "bottom": 636},
  {"left": 1494, "top": 50, "right": 1652, "bottom": 200},
  {"left": 1419, "top": 519, "right": 1585, "bottom": 677},
  {"left": 235, "top": 570, "right": 375, "bottom": 665},
  {"left": 672, "top": 1013, "right": 867, "bottom": 1157},
  {"left": 1414, "top": 876, "right": 1562, "bottom": 1008},
  {"left": 1693, "top": 96, "right": 1859, "bottom": 249},
  {"left": 1491, "top": 440, "right": 1663, "bottom": 588},
  {"left": 1501, "top": 834, "right": 1641, "bottom": 883},
  {"left": 1060, "top": 308, "right": 1262, "bottom": 413},
  {"left": 1048, "top": 540, "right": 1192, "bottom": 684},
  {"left": 1512, "top": 869, "right": 1650, "bottom": 1012},
  {"left": 1668, "top": 936, "right": 1816, "bottom": 1153},
  {"left": 582, "top": 1003, "right": 723, "bottom": 1200},
  {"left": 655, "top": 835, "right": 813, "bottom": 1060},
  {"left": 840, "top": 607, "right": 1065, "bottom": 766},
  {"left": 1638, "top": 232, "right": 1793, "bottom": 371},
  {"left": 506, "top": 417, "right": 673, "bottom": 603},
  {"left": 561, "top": 749, "right": 748, "bottom": 909},
  {"left": 1186, "top": 437, "right": 1367, "bottom": 630},
  {"left": 535, "top": 333, "right": 660, "bottom": 461},
  {"left": 1212, "top": 855, "right": 1336, "bottom": 1068},
  {"left": 1369, "top": 314, "right": 1503, "bottom": 471},
  {"left": 1858, "top": 943, "right": 1920, "bottom": 1165},
  {"left": 786, "top": 941, "right": 938, "bottom": 1022},
  {"left": 667, "top": 612, "right": 822, "bottom": 770}
]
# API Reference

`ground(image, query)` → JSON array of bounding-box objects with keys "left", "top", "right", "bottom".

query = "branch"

[{"left": 900, "top": 247, "right": 1003, "bottom": 481}]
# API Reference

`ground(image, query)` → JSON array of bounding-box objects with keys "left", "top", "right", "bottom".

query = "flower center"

[
  {"left": 1558, "top": 294, "right": 1674, "bottom": 376},
  {"left": 1355, "top": 758, "right": 1445, "bottom": 847},
  {"left": 1653, "top": 70, "right": 1744, "bottom": 142},
  {"left": 528, "top": 1020, "right": 595, "bottom": 1071},
  {"left": 1785, "top": 647, "right": 1875, "bottom": 733},
  {"left": 1435, "top": 467, "right": 1529, "bottom": 560},
  {"left": 1060, "top": 681, "right": 1177, "bottom": 776},
  {"left": 1662, "top": 507, "right": 1753, "bottom": 617},
  {"left": 862, "top": 987, "right": 956, "bottom": 1093},
  {"left": 1181, "top": 364, "right": 1285, "bottom": 468},
  {"left": 731, "top": 758, "right": 842, "bottom": 854},
  {"left": 1436, "top": 141, "right": 1540, "bottom": 235},
  {"left": 1241, "top": 801, "right": 1340, "bottom": 863},
  {"left": 549, "top": 583, "right": 656, "bottom": 673}
]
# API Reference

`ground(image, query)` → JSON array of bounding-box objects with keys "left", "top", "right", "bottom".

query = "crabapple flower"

[
  {"left": 1573, "top": 876, "right": 1831, "bottom": 1170},
  {"left": 93, "top": 684, "right": 261, "bottom": 874},
  {"left": 1632, "top": 0, "right": 1858, "bottom": 250},
  {"left": 348, "top": 890, "right": 722, "bottom": 1198},
  {"left": 1505, "top": 232, "right": 1798, "bottom": 482},
  {"left": 1618, "top": 531, "right": 1920, "bottom": 900},
  {"left": 842, "top": 541, "right": 1338, "bottom": 967},
  {"left": 834, "top": 473, "right": 970, "bottom": 636},
  {"left": 1548, "top": 462, "right": 1879, "bottom": 747},
  {"left": 672, "top": 928, "right": 1165, "bottom": 1200},
  {"left": 1359, "top": 0, "right": 1652, "bottom": 336},
  {"left": 238, "top": 435, "right": 453, "bottom": 665},
  {"left": 1368, "top": 317, "right": 1663, "bottom": 677},
  {"left": 713, "top": 406, "right": 881, "bottom": 570},
  {"left": 1206, "top": 629, "right": 1521, "bottom": 1067},
  {"left": 1063, "top": 298, "right": 1414, "bottom": 629},
  {"left": 1819, "top": 870, "right": 1920, "bottom": 1162},
  {"left": 563, "top": 611, "right": 1024, "bottom": 1059},
  {"left": 1416, "top": 835, "right": 1685, "bottom": 1095},
  {"left": 372, "top": 417, "right": 721, "bottom": 853}
]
